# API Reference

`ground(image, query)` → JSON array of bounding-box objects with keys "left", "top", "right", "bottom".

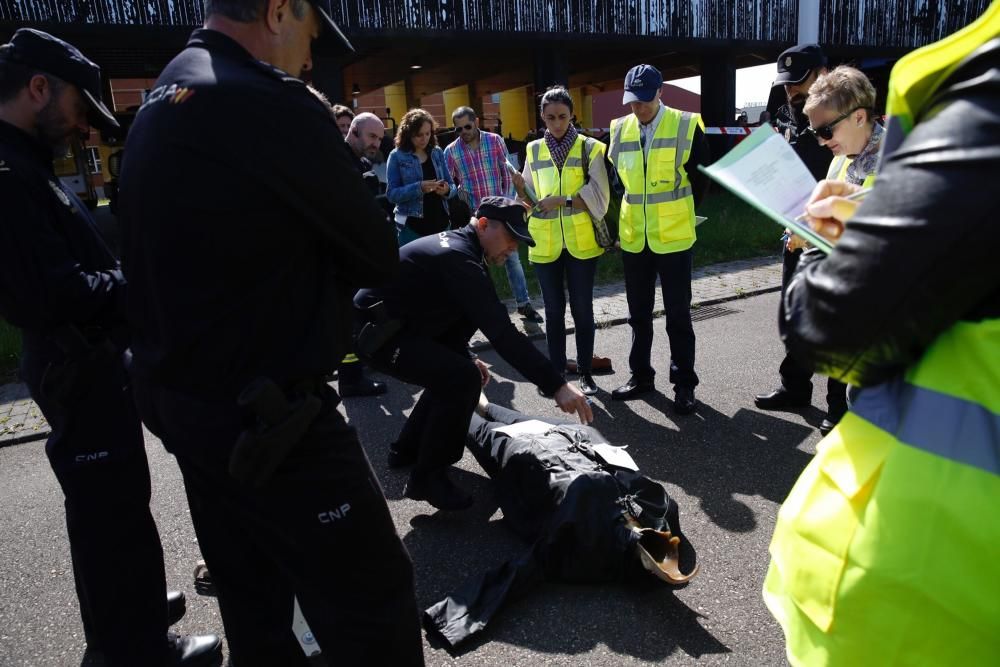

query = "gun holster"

[
  {"left": 39, "top": 325, "right": 116, "bottom": 411},
  {"left": 355, "top": 301, "right": 402, "bottom": 361},
  {"left": 229, "top": 378, "right": 322, "bottom": 487}
]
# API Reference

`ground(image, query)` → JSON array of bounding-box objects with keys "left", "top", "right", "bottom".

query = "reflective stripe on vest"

[
  {"left": 610, "top": 109, "right": 700, "bottom": 255},
  {"left": 526, "top": 137, "right": 603, "bottom": 263},
  {"left": 851, "top": 378, "right": 999, "bottom": 476},
  {"left": 764, "top": 5, "right": 1000, "bottom": 653}
]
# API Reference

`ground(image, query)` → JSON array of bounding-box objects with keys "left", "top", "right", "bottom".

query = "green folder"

[{"left": 698, "top": 126, "right": 834, "bottom": 254}]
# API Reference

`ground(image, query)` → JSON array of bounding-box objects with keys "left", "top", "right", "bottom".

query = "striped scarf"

[{"left": 544, "top": 125, "right": 579, "bottom": 169}]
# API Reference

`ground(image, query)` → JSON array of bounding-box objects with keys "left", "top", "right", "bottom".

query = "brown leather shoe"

[{"left": 566, "top": 355, "right": 613, "bottom": 375}]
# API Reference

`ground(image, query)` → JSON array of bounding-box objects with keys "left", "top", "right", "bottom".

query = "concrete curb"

[
  {"left": 0, "top": 428, "right": 48, "bottom": 447},
  {"left": 470, "top": 282, "right": 782, "bottom": 353}
]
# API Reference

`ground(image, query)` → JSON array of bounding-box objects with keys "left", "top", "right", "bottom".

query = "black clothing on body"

[
  {"left": 356, "top": 225, "right": 564, "bottom": 491},
  {"left": 356, "top": 224, "right": 564, "bottom": 395},
  {"left": 119, "top": 28, "right": 422, "bottom": 665},
  {"left": 770, "top": 96, "right": 832, "bottom": 409},
  {"left": 773, "top": 102, "right": 831, "bottom": 180},
  {"left": 120, "top": 29, "right": 398, "bottom": 400},
  {"left": 424, "top": 404, "right": 696, "bottom": 647},
  {"left": 0, "top": 119, "right": 170, "bottom": 665},
  {"left": 404, "top": 158, "right": 449, "bottom": 237},
  {"left": 686, "top": 126, "right": 711, "bottom": 206}
]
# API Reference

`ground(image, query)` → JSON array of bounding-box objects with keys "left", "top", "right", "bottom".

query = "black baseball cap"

[
  {"left": 0, "top": 28, "right": 118, "bottom": 130},
  {"left": 308, "top": 0, "right": 354, "bottom": 53},
  {"left": 476, "top": 196, "right": 535, "bottom": 247},
  {"left": 622, "top": 64, "right": 663, "bottom": 104},
  {"left": 773, "top": 44, "right": 827, "bottom": 86}
]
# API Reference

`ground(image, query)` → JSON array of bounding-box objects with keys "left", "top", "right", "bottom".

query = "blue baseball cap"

[{"left": 622, "top": 64, "right": 663, "bottom": 104}]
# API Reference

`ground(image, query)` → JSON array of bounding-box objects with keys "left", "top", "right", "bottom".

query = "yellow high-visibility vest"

[
  {"left": 526, "top": 135, "right": 604, "bottom": 264},
  {"left": 609, "top": 108, "right": 701, "bottom": 254},
  {"left": 826, "top": 155, "right": 877, "bottom": 188},
  {"left": 764, "top": 3, "right": 1000, "bottom": 664}
]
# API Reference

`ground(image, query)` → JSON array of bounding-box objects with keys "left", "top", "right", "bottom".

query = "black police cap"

[
  {"left": 773, "top": 44, "right": 827, "bottom": 87},
  {"left": 0, "top": 28, "right": 118, "bottom": 131},
  {"left": 308, "top": 0, "right": 355, "bottom": 53},
  {"left": 476, "top": 196, "right": 535, "bottom": 247}
]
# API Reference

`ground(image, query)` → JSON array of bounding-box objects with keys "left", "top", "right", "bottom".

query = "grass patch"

[
  {"left": 489, "top": 189, "right": 779, "bottom": 300},
  {"left": 0, "top": 318, "right": 21, "bottom": 380}
]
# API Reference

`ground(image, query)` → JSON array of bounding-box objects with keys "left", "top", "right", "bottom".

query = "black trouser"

[
  {"left": 22, "top": 349, "right": 168, "bottom": 666},
  {"left": 778, "top": 247, "right": 848, "bottom": 418},
  {"left": 622, "top": 246, "right": 698, "bottom": 389},
  {"left": 133, "top": 380, "right": 423, "bottom": 667},
  {"left": 368, "top": 332, "right": 481, "bottom": 482},
  {"left": 339, "top": 308, "right": 373, "bottom": 386}
]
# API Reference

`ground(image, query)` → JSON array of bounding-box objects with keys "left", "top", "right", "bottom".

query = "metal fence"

[
  {"left": 0, "top": 0, "right": 204, "bottom": 25},
  {"left": 2, "top": 0, "right": 990, "bottom": 48},
  {"left": 819, "top": 0, "right": 992, "bottom": 48},
  {"left": 2, "top": 0, "right": 798, "bottom": 40},
  {"left": 332, "top": 0, "right": 798, "bottom": 40}
]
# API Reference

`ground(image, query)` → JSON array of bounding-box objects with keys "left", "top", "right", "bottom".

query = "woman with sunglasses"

[
  {"left": 787, "top": 65, "right": 884, "bottom": 433},
  {"left": 514, "top": 87, "right": 611, "bottom": 396},
  {"left": 803, "top": 65, "right": 884, "bottom": 189},
  {"left": 387, "top": 108, "right": 456, "bottom": 246}
]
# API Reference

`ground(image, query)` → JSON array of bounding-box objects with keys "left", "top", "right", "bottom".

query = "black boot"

[{"left": 405, "top": 469, "right": 473, "bottom": 511}]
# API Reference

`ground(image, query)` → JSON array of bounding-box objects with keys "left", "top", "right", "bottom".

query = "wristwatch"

[{"left": 565, "top": 196, "right": 573, "bottom": 208}]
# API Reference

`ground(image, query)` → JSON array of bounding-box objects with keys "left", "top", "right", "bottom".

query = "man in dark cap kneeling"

[{"left": 356, "top": 197, "right": 593, "bottom": 511}]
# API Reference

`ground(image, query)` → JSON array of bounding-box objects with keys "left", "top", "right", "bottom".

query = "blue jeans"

[
  {"left": 504, "top": 250, "right": 531, "bottom": 306},
  {"left": 533, "top": 254, "right": 598, "bottom": 375}
]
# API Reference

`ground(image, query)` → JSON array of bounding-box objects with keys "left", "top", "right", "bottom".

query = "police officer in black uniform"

[
  {"left": 755, "top": 44, "right": 848, "bottom": 435},
  {"left": 118, "top": 1, "right": 423, "bottom": 665},
  {"left": 0, "top": 29, "right": 222, "bottom": 666},
  {"left": 356, "top": 197, "right": 593, "bottom": 511}
]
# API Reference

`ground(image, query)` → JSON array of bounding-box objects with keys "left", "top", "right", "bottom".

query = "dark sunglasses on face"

[
  {"left": 456, "top": 123, "right": 475, "bottom": 131},
  {"left": 808, "top": 107, "right": 863, "bottom": 141}
]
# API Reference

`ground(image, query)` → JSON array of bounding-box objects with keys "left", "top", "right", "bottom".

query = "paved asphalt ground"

[{"left": 0, "top": 290, "right": 825, "bottom": 666}]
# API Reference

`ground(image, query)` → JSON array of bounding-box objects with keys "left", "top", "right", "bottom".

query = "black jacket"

[
  {"left": 425, "top": 420, "right": 696, "bottom": 646},
  {"left": 120, "top": 29, "right": 397, "bottom": 398},
  {"left": 781, "top": 39, "right": 1000, "bottom": 386},
  {"left": 0, "top": 121, "right": 125, "bottom": 365},
  {"left": 774, "top": 102, "right": 831, "bottom": 180},
  {"left": 356, "top": 225, "right": 564, "bottom": 395}
]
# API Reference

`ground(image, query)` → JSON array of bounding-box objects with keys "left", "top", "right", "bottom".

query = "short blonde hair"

[{"left": 804, "top": 65, "right": 876, "bottom": 119}]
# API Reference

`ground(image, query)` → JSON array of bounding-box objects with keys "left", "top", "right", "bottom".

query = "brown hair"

[
  {"left": 395, "top": 108, "right": 437, "bottom": 151},
  {"left": 332, "top": 104, "right": 355, "bottom": 122},
  {"left": 804, "top": 65, "right": 876, "bottom": 120}
]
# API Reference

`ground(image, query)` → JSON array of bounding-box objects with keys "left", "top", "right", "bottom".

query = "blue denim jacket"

[{"left": 386, "top": 146, "right": 456, "bottom": 219}]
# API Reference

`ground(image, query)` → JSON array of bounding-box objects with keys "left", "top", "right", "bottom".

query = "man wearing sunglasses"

[
  {"left": 754, "top": 44, "right": 840, "bottom": 434},
  {"left": 444, "top": 106, "right": 545, "bottom": 324}
]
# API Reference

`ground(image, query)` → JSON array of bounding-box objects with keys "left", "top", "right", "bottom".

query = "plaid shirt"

[{"left": 443, "top": 130, "right": 512, "bottom": 210}]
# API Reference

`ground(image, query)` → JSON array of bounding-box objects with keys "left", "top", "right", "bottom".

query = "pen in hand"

[{"left": 794, "top": 187, "right": 872, "bottom": 223}]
